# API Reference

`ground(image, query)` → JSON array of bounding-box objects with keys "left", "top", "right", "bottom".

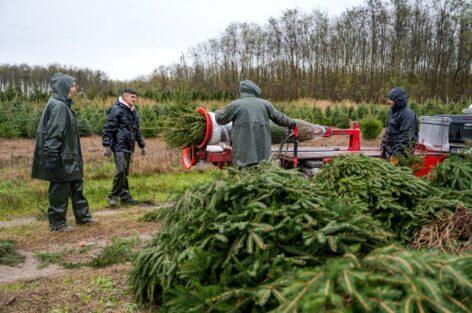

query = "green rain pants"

[
  {"left": 48, "top": 179, "right": 93, "bottom": 230},
  {"left": 109, "top": 152, "right": 132, "bottom": 201}
]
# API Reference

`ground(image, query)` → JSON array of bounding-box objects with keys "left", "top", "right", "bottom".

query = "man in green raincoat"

[
  {"left": 32, "top": 73, "right": 95, "bottom": 232},
  {"left": 216, "top": 80, "right": 295, "bottom": 167}
]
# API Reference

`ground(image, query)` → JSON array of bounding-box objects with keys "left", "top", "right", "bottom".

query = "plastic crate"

[{"left": 418, "top": 116, "right": 451, "bottom": 152}]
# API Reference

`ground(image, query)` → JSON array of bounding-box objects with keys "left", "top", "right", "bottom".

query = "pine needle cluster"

[
  {"left": 275, "top": 246, "right": 472, "bottom": 312},
  {"left": 130, "top": 163, "right": 391, "bottom": 308},
  {"left": 314, "top": 155, "right": 436, "bottom": 240},
  {"left": 0, "top": 239, "right": 24, "bottom": 266},
  {"left": 161, "top": 95, "right": 206, "bottom": 148},
  {"left": 430, "top": 155, "right": 472, "bottom": 191}
]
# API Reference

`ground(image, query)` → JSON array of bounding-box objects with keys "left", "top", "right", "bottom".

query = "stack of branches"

[
  {"left": 136, "top": 245, "right": 472, "bottom": 312},
  {"left": 313, "top": 155, "right": 436, "bottom": 241},
  {"left": 130, "top": 156, "right": 472, "bottom": 311},
  {"left": 412, "top": 155, "right": 472, "bottom": 253},
  {"left": 316, "top": 155, "right": 472, "bottom": 253},
  {"left": 429, "top": 155, "right": 472, "bottom": 191},
  {"left": 413, "top": 207, "right": 472, "bottom": 254},
  {"left": 130, "top": 163, "right": 392, "bottom": 309},
  {"left": 274, "top": 246, "right": 472, "bottom": 312}
]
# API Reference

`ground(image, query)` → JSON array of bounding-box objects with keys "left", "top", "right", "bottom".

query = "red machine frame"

[
  {"left": 323, "top": 122, "right": 361, "bottom": 151},
  {"left": 181, "top": 107, "right": 232, "bottom": 170},
  {"left": 181, "top": 108, "right": 449, "bottom": 176}
]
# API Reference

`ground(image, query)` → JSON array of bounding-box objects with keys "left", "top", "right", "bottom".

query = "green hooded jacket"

[
  {"left": 31, "top": 73, "right": 84, "bottom": 182},
  {"left": 216, "top": 80, "right": 294, "bottom": 167}
]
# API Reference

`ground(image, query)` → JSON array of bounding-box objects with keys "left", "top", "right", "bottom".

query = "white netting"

[{"left": 208, "top": 112, "right": 232, "bottom": 146}]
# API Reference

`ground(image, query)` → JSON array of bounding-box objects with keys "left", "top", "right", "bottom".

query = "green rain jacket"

[
  {"left": 216, "top": 80, "right": 294, "bottom": 167},
  {"left": 31, "top": 73, "right": 84, "bottom": 182}
]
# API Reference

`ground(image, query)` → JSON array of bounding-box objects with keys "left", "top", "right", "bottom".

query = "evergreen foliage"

[
  {"left": 430, "top": 155, "right": 472, "bottom": 191},
  {"left": 89, "top": 237, "right": 138, "bottom": 268},
  {"left": 314, "top": 155, "right": 436, "bottom": 240},
  {"left": 130, "top": 163, "right": 391, "bottom": 306},
  {"left": 359, "top": 115, "right": 383, "bottom": 140},
  {"left": 161, "top": 95, "right": 206, "bottom": 148},
  {"left": 0, "top": 98, "right": 466, "bottom": 139},
  {"left": 0, "top": 239, "right": 25, "bottom": 266},
  {"left": 275, "top": 246, "right": 472, "bottom": 312},
  {"left": 129, "top": 155, "right": 472, "bottom": 311},
  {"left": 77, "top": 113, "right": 92, "bottom": 137}
]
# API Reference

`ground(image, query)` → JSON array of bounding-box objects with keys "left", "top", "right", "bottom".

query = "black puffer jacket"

[
  {"left": 102, "top": 100, "right": 145, "bottom": 153},
  {"left": 381, "top": 87, "right": 419, "bottom": 158}
]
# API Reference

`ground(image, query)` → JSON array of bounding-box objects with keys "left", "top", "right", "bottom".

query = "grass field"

[
  {"left": 0, "top": 136, "right": 219, "bottom": 220},
  {"left": 0, "top": 136, "right": 220, "bottom": 312}
]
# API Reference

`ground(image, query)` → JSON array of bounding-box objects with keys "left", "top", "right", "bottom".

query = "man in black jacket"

[
  {"left": 381, "top": 87, "right": 418, "bottom": 160},
  {"left": 102, "top": 89, "right": 146, "bottom": 206},
  {"left": 32, "top": 73, "right": 95, "bottom": 231}
]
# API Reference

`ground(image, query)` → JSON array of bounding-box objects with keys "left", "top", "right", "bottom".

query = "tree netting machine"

[{"left": 181, "top": 107, "right": 471, "bottom": 177}]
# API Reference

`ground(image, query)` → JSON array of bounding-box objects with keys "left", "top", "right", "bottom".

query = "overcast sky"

[{"left": 0, "top": 0, "right": 364, "bottom": 80}]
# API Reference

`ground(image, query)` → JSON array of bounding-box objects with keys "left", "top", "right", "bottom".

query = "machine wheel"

[{"left": 301, "top": 167, "right": 318, "bottom": 178}]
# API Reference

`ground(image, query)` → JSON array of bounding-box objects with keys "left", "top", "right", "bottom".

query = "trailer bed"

[{"left": 272, "top": 146, "right": 382, "bottom": 161}]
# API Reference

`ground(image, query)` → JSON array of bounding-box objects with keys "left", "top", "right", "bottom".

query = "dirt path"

[
  {"left": 0, "top": 204, "right": 169, "bottom": 228},
  {"left": 0, "top": 264, "right": 155, "bottom": 313},
  {"left": 0, "top": 218, "right": 36, "bottom": 229},
  {"left": 0, "top": 205, "right": 163, "bottom": 284},
  {"left": 0, "top": 232, "right": 154, "bottom": 286},
  {"left": 0, "top": 205, "right": 164, "bottom": 312},
  {"left": 0, "top": 252, "right": 65, "bottom": 285}
]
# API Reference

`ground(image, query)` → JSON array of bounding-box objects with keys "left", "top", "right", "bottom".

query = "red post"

[{"left": 349, "top": 122, "right": 361, "bottom": 151}]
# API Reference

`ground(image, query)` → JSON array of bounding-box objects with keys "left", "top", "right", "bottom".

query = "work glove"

[
  {"left": 141, "top": 147, "right": 147, "bottom": 156},
  {"left": 103, "top": 147, "right": 112, "bottom": 157},
  {"left": 389, "top": 156, "right": 399, "bottom": 166},
  {"left": 45, "top": 159, "right": 61, "bottom": 172}
]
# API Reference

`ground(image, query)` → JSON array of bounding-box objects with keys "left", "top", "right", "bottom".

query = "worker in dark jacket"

[
  {"left": 32, "top": 73, "right": 95, "bottom": 232},
  {"left": 102, "top": 88, "right": 146, "bottom": 206},
  {"left": 381, "top": 87, "right": 419, "bottom": 159},
  {"left": 216, "top": 79, "right": 295, "bottom": 167}
]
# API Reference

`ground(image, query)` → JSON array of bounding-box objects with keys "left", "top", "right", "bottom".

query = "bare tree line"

[
  {"left": 0, "top": 64, "right": 114, "bottom": 101},
  {"left": 152, "top": 0, "right": 471, "bottom": 102},
  {"left": 1, "top": 0, "right": 471, "bottom": 102}
]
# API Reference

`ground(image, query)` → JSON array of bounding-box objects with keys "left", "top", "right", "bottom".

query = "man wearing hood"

[
  {"left": 102, "top": 88, "right": 146, "bottom": 206},
  {"left": 32, "top": 73, "right": 95, "bottom": 232},
  {"left": 216, "top": 80, "right": 295, "bottom": 167},
  {"left": 381, "top": 87, "right": 419, "bottom": 159}
]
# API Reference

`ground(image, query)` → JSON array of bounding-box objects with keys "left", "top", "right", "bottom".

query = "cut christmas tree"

[{"left": 161, "top": 105, "right": 325, "bottom": 148}]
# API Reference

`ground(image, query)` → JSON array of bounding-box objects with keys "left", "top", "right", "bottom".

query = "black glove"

[{"left": 45, "top": 159, "right": 61, "bottom": 172}]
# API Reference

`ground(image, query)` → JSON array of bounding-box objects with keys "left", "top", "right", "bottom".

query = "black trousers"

[
  {"left": 109, "top": 152, "right": 132, "bottom": 201},
  {"left": 48, "top": 179, "right": 92, "bottom": 230}
]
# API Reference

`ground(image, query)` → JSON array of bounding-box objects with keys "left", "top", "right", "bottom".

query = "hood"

[
  {"left": 50, "top": 73, "right": 75, "bottom": 101},
  {"left": 118, "top": 96, "right": 135, "bottom": 111},
  {"left": 387, "top": 87, "right": 408, "bottom": 110},
  {"left": 240, "top": 80, "right": 261, "bottom": 98}
]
